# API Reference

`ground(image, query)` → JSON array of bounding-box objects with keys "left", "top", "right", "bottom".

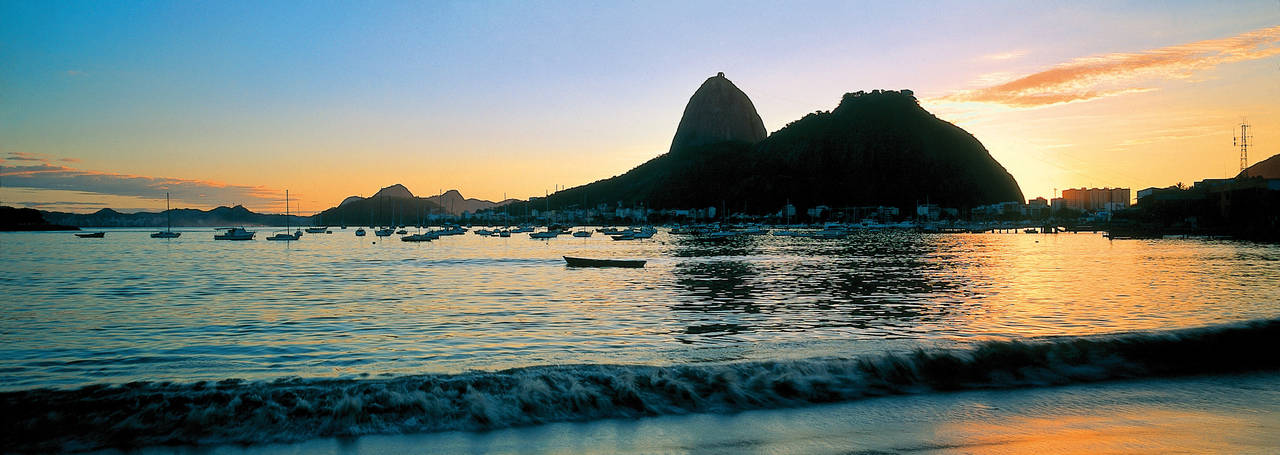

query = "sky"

[{"left": 2, "top": 0, "right": 1278, "bottom": 214}]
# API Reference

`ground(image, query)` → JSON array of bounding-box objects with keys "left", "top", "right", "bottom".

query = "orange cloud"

[{"left": 944, "top": 25, "right": 1280, "bottom": 107}]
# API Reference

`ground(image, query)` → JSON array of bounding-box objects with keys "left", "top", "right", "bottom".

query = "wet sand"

[{"left": 103, "top": 372, "right": 1279, "bottom": 455}]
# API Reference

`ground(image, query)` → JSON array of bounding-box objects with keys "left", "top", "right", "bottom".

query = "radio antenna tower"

[{"left": 1234, "top": 121, "right": 1252, "bottom": 177}]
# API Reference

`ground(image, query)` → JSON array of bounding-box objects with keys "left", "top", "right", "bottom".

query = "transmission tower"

[{"left": 1234, "top": 121, "right": 1252, "bottom": 177}]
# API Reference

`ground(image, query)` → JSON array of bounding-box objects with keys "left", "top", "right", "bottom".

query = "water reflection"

[{"left": 1, "top": 229, "right": 1279, "bottom": 389}]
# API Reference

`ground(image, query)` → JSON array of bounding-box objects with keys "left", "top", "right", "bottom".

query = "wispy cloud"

[
  {"left": 981, "top": 50, "right": 1027, "bottom": 61},
  {"left": 943, "top": 25, "right": 1280, "bottom": 107},
  {"left": 1, "top": 154, "right": 276, "bottom": 208},
  {"left": 4, "top": 152, "right": 49, "bottom": 162}
]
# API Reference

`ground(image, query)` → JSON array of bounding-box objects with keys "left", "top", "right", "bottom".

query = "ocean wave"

[{"left": 3, "top": 318, "right": 1277, "bottom": 452}]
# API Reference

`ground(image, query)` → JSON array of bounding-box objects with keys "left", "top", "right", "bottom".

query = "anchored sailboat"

[
  {"left": 150, "top": 192, "right": 181, "bottom": 238},
  {"left": 266, "top": 190, "right": 301, "bottom": 241}
]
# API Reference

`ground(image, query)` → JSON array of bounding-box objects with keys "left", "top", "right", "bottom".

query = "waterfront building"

[{"left": 1061, "top": 187, "right": 1130, "bottom": 212}]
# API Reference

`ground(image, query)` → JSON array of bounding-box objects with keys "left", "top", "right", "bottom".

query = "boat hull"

[{"left": 563, "top": 256, "right": 646, "bottom": 268}]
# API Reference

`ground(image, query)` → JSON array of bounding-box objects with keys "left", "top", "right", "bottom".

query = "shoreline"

[{"left": 94, "top": 372, "right": 1280, "bottom": 455}]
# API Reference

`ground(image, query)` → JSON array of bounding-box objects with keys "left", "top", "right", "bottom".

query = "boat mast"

[{"left": 166, "top": 192, "right": 172, "bottom": 232}]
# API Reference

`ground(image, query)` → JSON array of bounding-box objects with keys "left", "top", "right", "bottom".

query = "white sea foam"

[{"left": 3, "top": 318, "right": 1276, "bottom": 452}]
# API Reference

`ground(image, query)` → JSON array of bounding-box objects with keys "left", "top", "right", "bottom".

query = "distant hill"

[
  {"left": 1240, "top": 153, "right": 1280, "bottom": 179},
  {"left": 316, "top": 185, "right": 512, "bottom": 224},
  {"left": 509, "top": 82, "right": 1023, "bottom": 215},
  {"left": 0, "top": 206, "right": 79, "bottom": 231},
  {"left": 39, "top": 205, "right": 310, "bottom": 227}
]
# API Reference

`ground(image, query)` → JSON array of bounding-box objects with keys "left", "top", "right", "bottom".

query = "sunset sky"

[{"left": 2, "top": 1, "right": 1278, "bottom": 214}]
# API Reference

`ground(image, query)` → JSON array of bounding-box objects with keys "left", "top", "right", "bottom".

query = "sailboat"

[
  {"left": 267, "top": 190, "right": 301, "bottom": 241},
  {"left": 305, "top": 204, "right": 326, "bottom": 233},
  {"left": 150, "top": 192, "right": 181, "bottom": 238}
]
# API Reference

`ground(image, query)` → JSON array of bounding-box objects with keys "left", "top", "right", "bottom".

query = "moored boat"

[
  {"left": 214, "top": 227, "right": 255, "bottom": 240},
  {"left": 401, "top": 232, "right": 435, "bottom": 242},
  {"left": 75, "top": 232, "right": 106, "bottom": 238},
  {"left": 563, "top": 256, "right": 646, "bottom": 268},
  {"left": 266, "top": 190, "right": 301, "bottom": 241},
  {"left": 151, "top": 192, "right": 181, "bottom": 238}
]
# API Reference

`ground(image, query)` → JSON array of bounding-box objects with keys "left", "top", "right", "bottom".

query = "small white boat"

[{"left": 214, "top": 227, "right": 255, "bottom": 240}]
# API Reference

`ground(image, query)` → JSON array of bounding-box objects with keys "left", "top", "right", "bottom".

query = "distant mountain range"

[
  {"left": 500, "top": 73, "right": 1023, "bottom": 216},
  {"left": 30, "top": 186, "right": 513, "bottom": 228},
  {"left": 320, "top": 184, "right": 515, "bottom": 225},
  {"left": 39, "top": 205, "right": 311, "bottom": 228}
]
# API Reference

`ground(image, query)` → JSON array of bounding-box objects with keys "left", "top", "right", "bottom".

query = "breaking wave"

[{"left": 3, "top": 319, "right": 1277, "bottom": 452}]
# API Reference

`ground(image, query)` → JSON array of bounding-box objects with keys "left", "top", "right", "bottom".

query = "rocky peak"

[
  {"left": 372, "top": 184, "right": 415, "bottom": 199},
  {"left": 668, "top": 72, "right": 767, "bottom": 153}
]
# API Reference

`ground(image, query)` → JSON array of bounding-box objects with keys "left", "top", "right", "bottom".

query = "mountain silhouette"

[
  {"left": 668, "top": 72, "right": 767, "bottom": 153},
  {"left": 519, "top": 83, "right": 1023, "bottom": 215},
  {"left": 1239, "top": 153, "right": 1280, "bottom": 179},
  {"left": 318, "top": 186, "right": 513, "bottom": 223}
]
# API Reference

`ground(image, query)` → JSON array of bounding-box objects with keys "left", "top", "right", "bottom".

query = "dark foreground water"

[{"left": 2, "top": 228, "right": 1278, "bottom": 451}]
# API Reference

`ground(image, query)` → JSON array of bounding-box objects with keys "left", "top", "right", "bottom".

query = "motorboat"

[
  {"left": 564, "top": 256, "right": 646, "bottom": 268},
  {"left": 530, "top": 231, "right": 559, "bottom": 239},
  {"left": 355, "top": 228, "right": 366, "bottom": 236},
  {"left": 214, "top": 227, "right": 255, "bottom": 240},
  {"left": 305, "top": 227, "right": 327, "bottom": 234},
  {"left": 75, "top": 232, "right": 106, "bottom": 238},
  {"left": 572, "top": 230, "right": 592, "bottom": 237},
  {"left": 396, "top": 229, "right": 408, "bottom": 235},
  {"left": 610, "top": 232, "right": 635, "bottom": 241},
  {"left": 374, "top": 228, "right": 394, "bottom": 237}
]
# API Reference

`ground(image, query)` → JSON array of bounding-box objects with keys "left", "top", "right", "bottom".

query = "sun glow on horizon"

[{"left": 2, "top": 1, "right": 1278, "bottom": 213}]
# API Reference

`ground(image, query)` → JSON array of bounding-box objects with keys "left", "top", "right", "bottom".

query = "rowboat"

[{"left": 563, "top": 256, "right": 646, "bottom": 268}]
